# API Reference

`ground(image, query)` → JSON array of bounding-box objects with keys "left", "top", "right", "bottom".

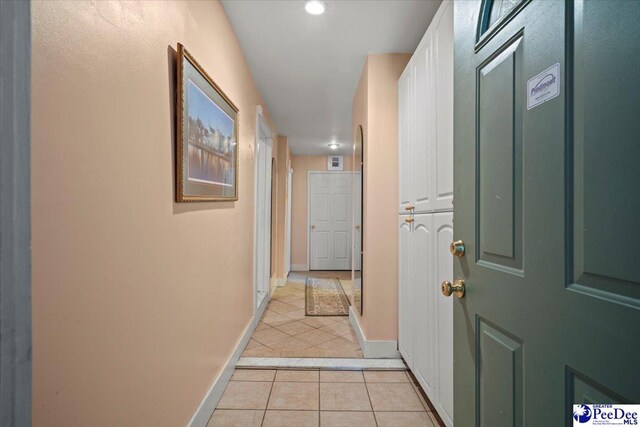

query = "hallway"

[
  {"left": 243, "top": 271, "right": 361, "bottom": 358},
  {"left": 6, "top": 0, "right": 637, "bottom": 425},
  {"left": 215, "top": 271, "right": 445, "bottom": 425},
  {"left": 208, "top": 368, "right": 441, "bottom": 427}
]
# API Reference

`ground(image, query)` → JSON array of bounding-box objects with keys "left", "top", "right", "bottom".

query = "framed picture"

[{"left": 176, "top": 43, "right": 239, "bottom": 202}]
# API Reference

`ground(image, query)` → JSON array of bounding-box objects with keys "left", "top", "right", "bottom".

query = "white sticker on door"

[{"left": 527, "top": 63, "right": 560, "bottom": 110}]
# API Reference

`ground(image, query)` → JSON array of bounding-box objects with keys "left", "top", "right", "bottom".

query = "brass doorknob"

[
  {"left": 441, "top": 278, "right": 465, "bottom": 298},
  {"left": 405, "top": 205, "right": 414, "bottom": 211},
  {"left": 450, "top": 240, "right": 465, "bottom": 257},
  {"left": 405, "top": 217, "right": 414, "bottom": 223}
]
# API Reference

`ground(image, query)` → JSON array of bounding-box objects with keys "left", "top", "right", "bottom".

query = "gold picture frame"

[{"left": 176, "top": 43, "right": 240, "bottom": 202}]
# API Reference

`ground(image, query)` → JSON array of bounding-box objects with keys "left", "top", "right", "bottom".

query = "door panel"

[
  {"left": 434, "top": 212, "right": 454, "bottom": 426},
  {"left": 571, "top": 0, "right": 640, "bottom": 295},
  {"left": 398, "top": 217, "right": 413, "bottom": 367},
  {"left": 412, "top": 42, "right": 434, "bottom": 213},
  {"left": 334, "top": 232, "right": 348, "bottom": 260},
  {"left": 412, "top": 214, "right": 435, "bottom": 397},
  {"left": 433, "top": 1, "right": 454, "bottom": 211},
  {"left": 398, "top": 70, "right": 413, "bottom": 212},
  {"left": 477, "top": 36, "right": 523, "bottom": 270},
  {"left": 454, "top": 1, "right": 640, "bottom": 425},
  {"left": 477, "top": 319, "right": 524, "bottom": 427}
]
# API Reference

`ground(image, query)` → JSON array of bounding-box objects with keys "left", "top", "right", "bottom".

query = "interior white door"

[
  {"left": 309, "top": 172, "right": 352, "bottom": 270},
  {"left": 434, "top": 212, "right": 453, "bottom": 426}
]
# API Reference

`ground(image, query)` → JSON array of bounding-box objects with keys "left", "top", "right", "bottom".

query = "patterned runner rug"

[{"left": 305, "top": 277, "right": 350, "bottom": 316}]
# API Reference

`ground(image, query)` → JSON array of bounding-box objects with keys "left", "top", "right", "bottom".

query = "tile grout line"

[
  {"left": 363, "top": 377, "right": 379, "bottom": 427},
  {"left": 259, "top": 376, "right": 276, "bottom": 427},
  {"left": 317, "top": 373, "right": 321, "bottom": 427}
]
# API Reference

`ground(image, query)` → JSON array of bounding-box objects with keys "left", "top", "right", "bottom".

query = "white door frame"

[
  {"left": 253, "top": 106, "right": 273, "bottom": 311},
  {"left": 284, "top": 168, "right": 293, "bottom": 276},
  {"left": 306, "top": 171, "right": 353, "bottom": 270}
]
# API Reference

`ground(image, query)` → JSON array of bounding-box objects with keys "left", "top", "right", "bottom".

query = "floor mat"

[{"left": 305, "top": 277, "right": 350, "bottom": 316}]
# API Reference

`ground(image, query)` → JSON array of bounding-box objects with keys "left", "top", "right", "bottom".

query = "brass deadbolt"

[{"left": 450, "top": 240, "right": 465, "bottom": 257}]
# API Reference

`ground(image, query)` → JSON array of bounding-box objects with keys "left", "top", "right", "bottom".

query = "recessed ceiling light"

[
  {"left": 305, "top": 0, "right": 326, "bottom": 15},
  {"left": 329, "top": 143, "right": 339, "bottom": 150}
]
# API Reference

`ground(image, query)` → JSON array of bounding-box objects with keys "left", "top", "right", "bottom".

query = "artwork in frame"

[{"left": 176, "top": 43, "right": 239, "bottom": 202}]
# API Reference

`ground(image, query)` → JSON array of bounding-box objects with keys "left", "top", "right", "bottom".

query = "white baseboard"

[
  {"left": 291, "top": 264, "right": 308, "bottom": 272},
  {"left": 275, "top": 277, "right": 287, "bottom": 287},
  {"left": 186, "top": 294, "right": 270, "bottom": 427},
  {"left": 349, "top": 307, "right": 401, "bottom": 359}
]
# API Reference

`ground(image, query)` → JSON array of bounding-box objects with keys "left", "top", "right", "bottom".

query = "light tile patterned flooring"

[
  {"left": 208, "top": 368, "right": 443, "bottom": 427},
  {"left": 243, "top": 271, "right": 362, "bottom": 358}
]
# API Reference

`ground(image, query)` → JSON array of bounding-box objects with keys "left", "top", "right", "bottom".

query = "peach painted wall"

[
  {"left": 290, "top": 155, "right": 353, "bottom": 269},
  {"left": 351, "top": 54, "right": 410, "bottom": 341},
  {"left": 31, "top": 1, "right": 276, "bottom": 425}
]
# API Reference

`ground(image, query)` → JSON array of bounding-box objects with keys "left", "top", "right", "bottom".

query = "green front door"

[{"left": 453, "top": 0, "right": 640, "bottom": 425}]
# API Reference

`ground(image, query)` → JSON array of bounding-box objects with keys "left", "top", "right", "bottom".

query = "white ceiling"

[{"left": 222, "top": 0, "right": 442, "bottom": 155}]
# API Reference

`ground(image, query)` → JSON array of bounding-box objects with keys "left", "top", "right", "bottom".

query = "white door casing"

[
  {"left": 284, "top": 168, "right": 292, "bottom": 276},
  {"left": 253, "top": 106, "right": 273, "bottom": 309},
  {"left": 308, "top": 172, "right": 352, "bottom": 270}
]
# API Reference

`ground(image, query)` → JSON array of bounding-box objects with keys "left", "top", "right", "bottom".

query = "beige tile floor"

[
  {"left": 243, "top": 272, "right": 362, "bottom": 358},
  {"left": 208, "top": 368, "right": 444, "bottom": 427}
]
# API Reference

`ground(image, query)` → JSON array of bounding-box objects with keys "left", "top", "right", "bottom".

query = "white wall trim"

[
  {"left": 291, "top": 264, "right": 308, "bottom": 272},
  {"left": 349, "top": 307, "right": 401, "bottom": 359},
  {"left": 186, "top": 294, "right": 270, "bottom": 427}
]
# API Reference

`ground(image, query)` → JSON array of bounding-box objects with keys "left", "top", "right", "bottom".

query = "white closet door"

[
  {"left": 434, "top": 212, "right": 454, "bottom": 427},
  {"left": 309, "top": 172, "right": 352, "bottom": 270},
  {"left": 398, "top": 69, "right": 413, "bottom": 213},
  {"left": 412, "top": 38, "right": 435, "bottom": 214},
  {"left": 398, "top": 216, "right": 414, "bottom": 367},
  {"left": 432, "top": 1, "right": 454, "bottom": 212},
  {"left": 411, "top": 214, "right": 436, "bottom": 398}
]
